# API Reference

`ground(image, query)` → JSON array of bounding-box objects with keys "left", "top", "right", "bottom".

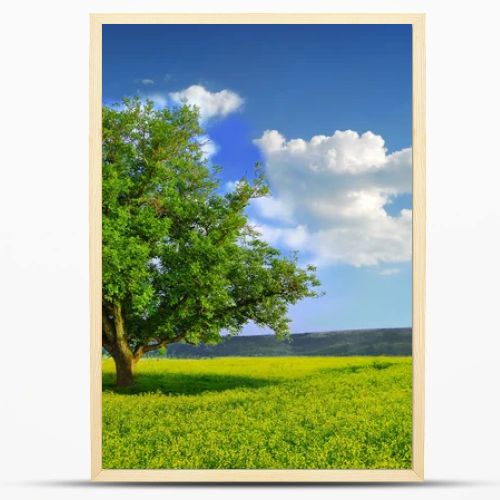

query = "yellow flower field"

[{"left": 102, "top": 356, "right": 412, "bottom": 469}]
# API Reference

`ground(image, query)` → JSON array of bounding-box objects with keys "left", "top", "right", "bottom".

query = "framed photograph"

[{"left": 90, "top": 13, "right": 425, "bottom": 482}]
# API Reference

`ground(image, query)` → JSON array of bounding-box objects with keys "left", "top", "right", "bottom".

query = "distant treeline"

[{"left": 146, "top": 328, "right": 412, "bottom": 358}]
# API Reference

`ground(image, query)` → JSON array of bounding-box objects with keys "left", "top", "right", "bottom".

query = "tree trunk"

[
  {"left": 103, "top": 302, "right": 183, "bottom": 387},
  {"left": 103, "top": 302, "right": 137, "bottom": 387},
  {"left": 111, "top": 345, "right": 136, "bottom": 387}
]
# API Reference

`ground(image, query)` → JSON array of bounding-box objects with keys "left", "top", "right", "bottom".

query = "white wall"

[{"left": 1, "top": 1, "right": 499, "bottom": 499}]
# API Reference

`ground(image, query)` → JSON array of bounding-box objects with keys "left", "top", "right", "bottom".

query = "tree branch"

[{"left": 133, "top": 331, "right": 193, "bottom": 359}]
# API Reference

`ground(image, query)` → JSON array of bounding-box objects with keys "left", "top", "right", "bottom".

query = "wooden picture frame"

[{"left": 90, "top": 13, "right": 425, "bottom": 482}]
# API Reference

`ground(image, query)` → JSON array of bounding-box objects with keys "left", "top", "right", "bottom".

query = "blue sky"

[{"left": 103, "top": 24, "right": 413, "bottom": 333}]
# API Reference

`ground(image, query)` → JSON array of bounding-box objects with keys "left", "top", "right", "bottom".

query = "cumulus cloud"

[
  {"left": 197, "top": 134, "right": 218, "bottom": 161},
  {"left": 144, "top": 93, "right": 167, "bottom": 107},
  {"left": 251, "top": 196, "right": 294, "bottom": 223},
  {"left": 225, "top": 180, "right": 244, "bottom": 193},
  {"left": 141, "top": 84, "right": 243, "bottom": 162},
  {"left": 169, "top": 85, "right": 244, "bottom": 122},
  {"left": 252, "top": 129, "right": 412, "bottom": 267},
  {"left": 250, "top": 220, "right": 310, "bottom": 249}
]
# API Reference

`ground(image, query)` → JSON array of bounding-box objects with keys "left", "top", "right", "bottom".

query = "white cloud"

[
  {"left": 225, "top": 180, "right": 244, "bottom": 193},
  {"left": 253, "top": 129, "right": 412, "bottom": 267},
  {"left": 251, "top": 196, "right": 294, "bottom": 223},
  {"left": 144, "top": 93, "right": 167, "bottom": 107},
  {"left": 140, "top": 79, "right": 155, "bottom": 85},
  {"left": 169, "top": 85, "right": 244, "bottom": 122},
  {"left": 255, "top": 129, "right": 389, "bottom": 174},
  {"left": 197, "top": 134, "right": 218, "bottom": 161},
  {"left": 250, "top": 220, "right": 309, "bottom": 250}
]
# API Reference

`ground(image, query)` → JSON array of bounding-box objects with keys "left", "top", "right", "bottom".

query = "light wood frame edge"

[
  {"left": 90, "top": 13, "right": 103, "bottom": 480},
  {"left": 90, "top": 13, "right": 425, "bottom": 483},
  {"left": 411, "top": 14, "right": 426, "bottom": 481},
  {"left": 93, "top": 469, "right": 422, "bottom": 482}
]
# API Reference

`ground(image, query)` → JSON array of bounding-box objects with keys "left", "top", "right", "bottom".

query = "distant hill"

[{"left": 161, "top": 328, "right": 412, "bottom": 358}]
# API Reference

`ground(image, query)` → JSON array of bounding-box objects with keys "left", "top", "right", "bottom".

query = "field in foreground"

[{"left": 102, "top": 356, "right": 412, "bottom": 469}]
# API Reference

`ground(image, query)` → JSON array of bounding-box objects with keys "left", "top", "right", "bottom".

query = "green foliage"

[
  {"left": 102, "top": 98, "right": 320, "bottom": 355},
  {"left": 102, "top": 356, "right": 412, "bottom": 469}
]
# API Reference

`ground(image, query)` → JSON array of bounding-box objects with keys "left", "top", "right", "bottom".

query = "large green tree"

[{"left": 102, "top": 99, "right": 320, "bottom": 386}]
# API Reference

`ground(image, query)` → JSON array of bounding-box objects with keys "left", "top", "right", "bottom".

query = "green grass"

[{"left": 102, "top": 356, "right": 412, "bottom": 469}]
